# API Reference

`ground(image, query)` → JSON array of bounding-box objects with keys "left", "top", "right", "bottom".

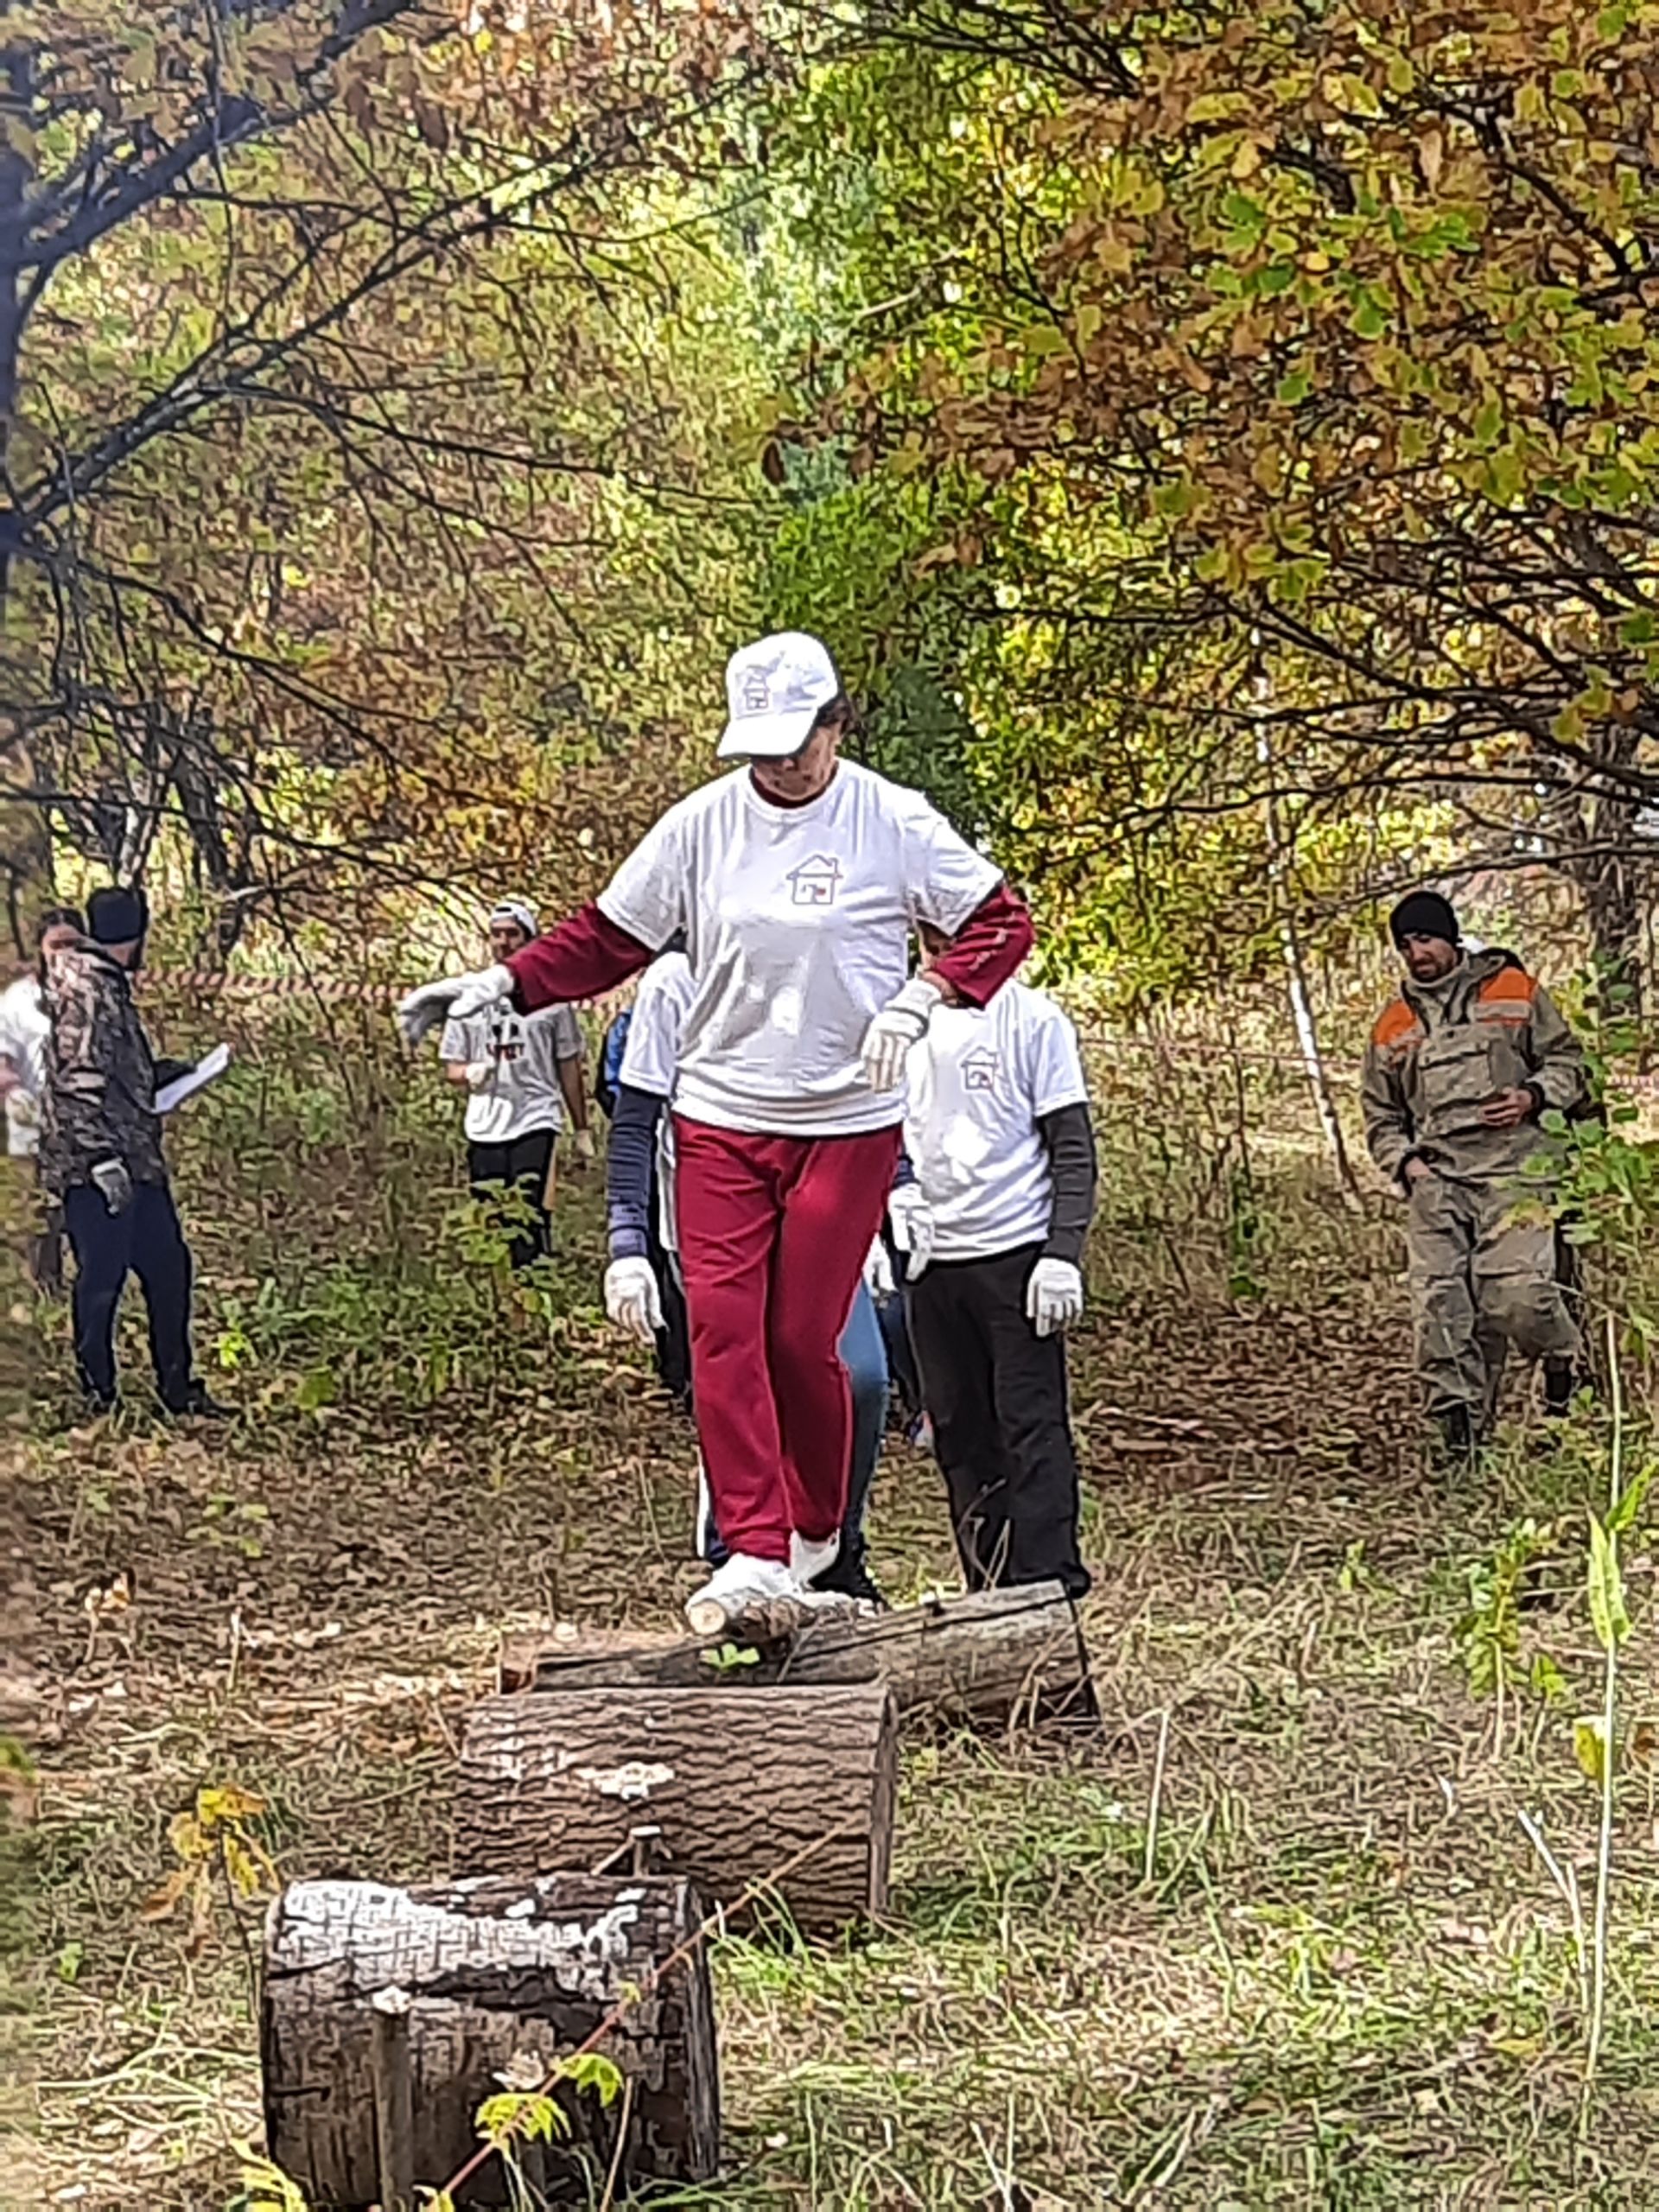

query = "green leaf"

[
  {"left": 1607, "top": 1463, "right": 1656, "bottom": 1537},
  {"left": 1574, "top": 1714, "right": 1609, "bottom": 1785},
  {"left": 1275, "top": 365, "right": 1313, "bottom": 405},
  {"left": 1620, "top": 610, "right": 1658, "bottom": 645},
  {"left": 1588, "top": 1514, "right": 1631, "bottom": 1650}
]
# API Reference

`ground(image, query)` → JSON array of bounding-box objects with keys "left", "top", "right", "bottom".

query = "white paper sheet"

[{"left": 156, "top": 1041, "right": 232, "bottom": 1116}]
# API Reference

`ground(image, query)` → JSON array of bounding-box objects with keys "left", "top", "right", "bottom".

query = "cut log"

[
  {"left": 454, "top": 1685, "right": 898, "bottom": 1937},
  {"left": 499, "top": 1580, "right": 1096, "bottom": 1729},
  {"left": 263, "top": 1872, "right": 718, "bottom": 2209}
]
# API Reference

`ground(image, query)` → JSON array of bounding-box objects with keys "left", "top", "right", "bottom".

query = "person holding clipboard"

[{"left": 39, "top": 886, "right": 231, "bottom": 1419}]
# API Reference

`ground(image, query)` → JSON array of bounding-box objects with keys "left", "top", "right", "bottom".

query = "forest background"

[{"left": 13, "top": 2, "right": 1659, "bottom": 2206}]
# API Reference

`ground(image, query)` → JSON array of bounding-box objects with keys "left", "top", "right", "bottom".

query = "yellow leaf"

[
  {"left": 1574, "top": 1715, "right": 1608, "bottom": 1786},
  {"left": 198, "top": 1783, "right": 267, "bottom": 1828},
  {"left": 168, "top": 1810, "right": 209, "bottom": 1863}
]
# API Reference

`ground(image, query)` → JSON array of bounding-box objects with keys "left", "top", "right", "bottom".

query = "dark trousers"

[
  {"left": 908, "top": 1242, "right": 1090, "bottom": 1598},
  {"left": 645, "top": 1164, "right": 693, "bottom": 1409},
  {"left": 467, "top": 1129, "right": 555, "bottom": 1270},
  {"left": 63, "top": 1180, "right": 196, "bottom": 1408}
]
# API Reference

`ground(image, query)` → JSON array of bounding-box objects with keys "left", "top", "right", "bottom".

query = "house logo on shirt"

[
  {"left": 962, "top": 1046, "right": 1001, "bottom": 1093},
  {"left": 786, "top": 855, "right": 844, "bottom": 908}
]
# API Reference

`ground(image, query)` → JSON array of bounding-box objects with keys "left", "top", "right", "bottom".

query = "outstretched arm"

[{"left": 509, "top": 903, "right": 656, "bottom": 1012}]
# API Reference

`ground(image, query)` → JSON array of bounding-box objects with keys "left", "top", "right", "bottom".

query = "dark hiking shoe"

[
  {"left": 1542, "top": 1359, "right": 1579, "bottom": 1420},
  {"left": 162, "top": 1384, "right": 233, "bottom": 1420},
  {"left": 1433, "top": 1407, "right": 1477, "bottom": 1465},
  {"left": 810, "top": 1553, "right": 887, "bottom": 1608}
]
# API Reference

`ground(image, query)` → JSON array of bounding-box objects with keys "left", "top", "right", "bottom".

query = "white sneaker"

[
  {"left": 790, "top": 1529, "right": 841, "bottom": 1585},
  {"left": 685, "top": 1553, "right": 803, "bottom": 1637}
]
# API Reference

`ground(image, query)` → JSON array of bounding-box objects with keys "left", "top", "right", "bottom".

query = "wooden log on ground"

[
  {"left": 455, "top": 1684, "right": 898, "bottom": 1937},
  {"left": 263, "top": 1872, "right": 719, "bottom": 2209},
  {"left": 499, "top": 1581, "right": 1096, "bottom": 1728}
]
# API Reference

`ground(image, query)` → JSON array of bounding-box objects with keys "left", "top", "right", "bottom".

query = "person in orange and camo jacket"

[{"left": 1360, "top": 890, "right": 1586, "bottom": 1461}]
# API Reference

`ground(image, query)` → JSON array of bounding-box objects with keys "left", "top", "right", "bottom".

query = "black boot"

[
  {"left": 1542, "top": 1359, "right": 1578, "bottom": 1419},
  {"left": 162, "top": 1382, "right": 233, "bottom": 1420},
  {"left": 1433, "top": 1405, "right": 1476, "bottom": 1465}
]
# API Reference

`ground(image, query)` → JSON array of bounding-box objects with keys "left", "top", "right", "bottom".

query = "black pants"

[
  {"left": 908, "top": 1242, "right": 1090, "bottom": 1598},
  {"left": 63, "top": 1180, "right": 197, "bottom": 1408},
  {"left": 645, "top": 1166, "right": 693, "bottom": 1409},
  {"left": 467, "top": 1129, "right": 555, "bottom": 1270}
]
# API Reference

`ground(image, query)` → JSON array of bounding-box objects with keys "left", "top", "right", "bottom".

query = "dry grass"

[{"left": 11, "top": 1033, "right": 1659, "bottom": 2209}]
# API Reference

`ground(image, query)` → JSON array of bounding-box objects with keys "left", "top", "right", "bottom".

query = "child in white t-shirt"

[{"left": 899, "top": 935, "right": 1097, "bottom": 1596}]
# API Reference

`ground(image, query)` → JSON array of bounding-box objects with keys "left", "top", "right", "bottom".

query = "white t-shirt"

[
  {"left": 903, "top": 982, "right": 1090, "bottom": 1261},
  {"left": 618, "top": 951, "right": 696, "bottom": 1252},
  {"left": 596, "top": 761, "right": 1001, "bottom": 1137},
  {"left": 439, "top": 1001, "right": 582, "bottom": 1145},
  {"left": 0, "top": 975, "right": 49, "bottom": 1158}
]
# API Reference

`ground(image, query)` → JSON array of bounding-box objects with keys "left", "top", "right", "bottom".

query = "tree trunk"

[
  {"left": 454, "top": 1686, "right": 899, "bottom": 1938},
  {"left": 499, "top": 1581, "right": 1096, "bottom": 1729},
  {"left": 0, "top": 35, "right": 54, "bottom": 956},
  {"left": 263, "top": 1872, "right": 720, "bottom": 2209}
]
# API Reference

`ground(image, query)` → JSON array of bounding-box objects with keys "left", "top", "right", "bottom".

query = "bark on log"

[
  {"left": 499, "top": 1581, "right": 1096, "bottom": 1728},
  {"left": 454, "top": 1685, "right": 898, "bottom": 1937},
  {"left": 263, "top": 1872, "right": 719, "bottom": 2209}
]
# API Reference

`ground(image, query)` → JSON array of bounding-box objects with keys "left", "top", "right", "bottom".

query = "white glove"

[
  {"left": 888, "top": 1183, "right": 936, "bottom": 1281},
  {"left": 605, "top": 1256, "right": 664, "bottom": 1346},
  {"left": 91, "top": 1159, "right": 134, "bottom": 1217},
  {"left": 1026, "top": 1255, "right": 1084, "bottom": 1338},
  {"left": 573, "top": 1127, "right": 596, "bottom": 1161},
  {"left": 464, "top": 1059, "right": 496, "bottom": 1093},
  {"left": 860, "top": 976, "right": 942, "bottom": 1091},
  {"left": 862, "top": 1236, "right": 894, "bottom": 1299},
  {"left": 394, "top": 963, "right": 514, "bottom": 1047}
]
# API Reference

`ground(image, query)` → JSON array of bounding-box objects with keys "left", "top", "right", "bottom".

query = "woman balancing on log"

[{"left": 398, "top": 631, "right": 1033, "bottom": 1633}]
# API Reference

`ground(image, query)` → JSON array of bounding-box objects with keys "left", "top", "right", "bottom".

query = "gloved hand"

[
  {"left": 860, "top": 976, "right": 942, "bottom": 1091},
  {"left": 394, "top": 963, "right": 514, "bottom": 1046},
  {"left": 605, "top": 1256, "right": 664, "bottom": 1346},
  {"left": 573, "top": 1127, "right": 596, "bottom": 1162},
  {"left": 91, "top": 1159, "right": 134, "bottom": 1217},
  {"left": 888, "top": 1183, "right": 936, "bottom": 1281},
  {"left": 862, "top": 1236, "right": 895, "bottom": 1299},
  {"left": 464, "top": 1060, "right": 497, "bottom": 1093},
  {"left": 1026, "top": 1255, "right": 1084, "bottom": 1338}
]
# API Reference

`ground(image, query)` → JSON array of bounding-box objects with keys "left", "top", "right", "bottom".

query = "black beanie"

[
  {"left": 87, "top": 885, "right": 149, "bottom": 946},
  {"left": 1389, "top": 889, "right": 1459, "bottom": 950}
]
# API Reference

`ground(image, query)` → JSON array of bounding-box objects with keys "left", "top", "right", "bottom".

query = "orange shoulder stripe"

[
  {"left": 1371, "top": 999, "right": 1421, "bottom": 1050},
  {"left": 1477, "top": 965, "right": 1538, "bottom": 1007}
]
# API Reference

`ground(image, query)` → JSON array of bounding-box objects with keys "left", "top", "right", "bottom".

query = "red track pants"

[{"left": 673, "top": 1118, "right": 901, "bottom": 1562}]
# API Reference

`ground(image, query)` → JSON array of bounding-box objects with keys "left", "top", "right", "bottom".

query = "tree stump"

[
  {"left": 454, "top": 1684, "right": 898, "bottom": 1937},
  {"left": 263, "top": 1872, "right": 719, "bottom": 2209},
  {"left": 499, "top": 1581, "right": 1096, "bottom": 1729}
]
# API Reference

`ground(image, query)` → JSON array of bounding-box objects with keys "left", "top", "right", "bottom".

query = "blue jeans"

[{"left": 702, "top": 1280, "right": 888, "bottom": 1567}]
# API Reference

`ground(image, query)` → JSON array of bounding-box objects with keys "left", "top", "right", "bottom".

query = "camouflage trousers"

[{"left": 1406, "top": 1173, "right": 1579, "bottom": 1426}]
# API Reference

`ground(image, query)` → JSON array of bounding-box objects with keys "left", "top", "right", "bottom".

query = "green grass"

[{"left": 14, "top": 1033, "right": 1659, "bottom": 2207}]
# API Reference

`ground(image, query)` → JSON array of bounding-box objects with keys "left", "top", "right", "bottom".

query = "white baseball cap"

[{"left": 717, "top": 631, "right": 842, "bottom": 759}]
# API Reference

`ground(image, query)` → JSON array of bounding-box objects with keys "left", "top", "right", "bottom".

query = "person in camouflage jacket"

[
  {"left": 1360, "top": 890, "right": 1585, "bottom": 1459},
  {"left": 41, "top": 886, "right": 226, "bottom": 1418}
]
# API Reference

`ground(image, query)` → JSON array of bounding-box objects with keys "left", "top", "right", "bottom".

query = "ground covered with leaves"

[{"left": 14, "top": 1031, "right": 1659, "bottom": 2209}]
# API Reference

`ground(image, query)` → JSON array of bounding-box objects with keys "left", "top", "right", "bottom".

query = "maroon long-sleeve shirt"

[{"left": 507, "top": 880, "right": 1033, "bottom": 1015}]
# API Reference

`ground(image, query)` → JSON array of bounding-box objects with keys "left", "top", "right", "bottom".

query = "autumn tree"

[
  {"left": 0, "top": 1, "right": 780, "bottom": 955},
  {"left": 785, "top": 0, "right": 1659, "bottom": 987}
]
